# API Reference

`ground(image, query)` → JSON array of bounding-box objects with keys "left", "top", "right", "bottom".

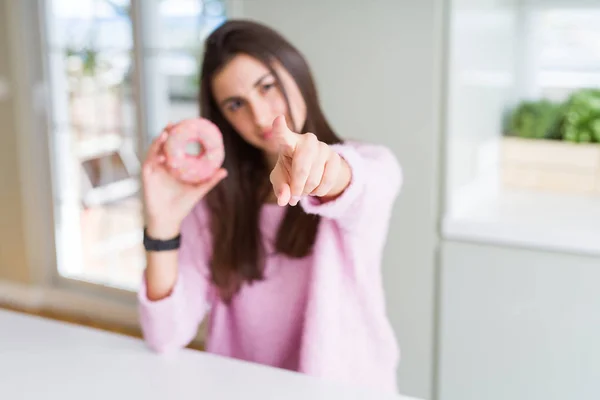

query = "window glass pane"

[
  {"left": 80, "top": 195, "right": 144, "bottom": 287},
  {"left": 538, "top": 9, "right": 600, "bottom": 71},
  {"left": 142, "top": 0, "right": 226, "bottom": 140},
  {"left": 536, "top": 8, "right": 600, "bottom": 100},
  {"left": 66, "top": 50, "right": 135, "bottom": 136},
  {"left": 46, "top": 0, "right": 141, "bottom": 290},
  {"left": 49, "top": 0, "right": 133, "bottom": 50},
  {"left": 161, "top": 50, "right": 202, "bottom": 121},
  {"left": 45, "top": 0, "right": 227, "bottom": 291},
  {"left": 150, "top": 0, "right": 226, "bottom": 51}
]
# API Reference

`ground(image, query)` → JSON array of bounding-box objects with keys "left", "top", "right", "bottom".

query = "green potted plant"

[
  {"left": 557, "top": 88, "right": 600, "bottom": 143},
  {"left": 501, "top": 89, "right": 600, "bottom": 196},
  {"left": 505, "top": 99, "right": 562, "bottom": 140}
]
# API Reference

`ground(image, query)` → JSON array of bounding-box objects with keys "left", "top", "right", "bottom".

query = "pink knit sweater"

[{"left": 138, "top": 142, "right": 402, "bottom": 393}]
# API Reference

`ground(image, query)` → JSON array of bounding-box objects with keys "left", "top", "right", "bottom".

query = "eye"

[
  {"left": 261, "top": 82, "right": 276, "bottom": 93},
  {"left": 227, "top": 99, "right": 244, "bottom": 112}
]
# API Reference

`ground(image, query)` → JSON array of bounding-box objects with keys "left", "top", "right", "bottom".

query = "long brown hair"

[{"left": 199, "top": 19, "right": 342, "bottom": 302}]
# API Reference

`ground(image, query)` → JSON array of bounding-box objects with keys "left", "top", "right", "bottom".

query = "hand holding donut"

[
  {"left": 142, "top": 119, "right": 227, "bottom": 238},
  {"left": 269, "top": 115, "right": 351, "bottom": 207}
]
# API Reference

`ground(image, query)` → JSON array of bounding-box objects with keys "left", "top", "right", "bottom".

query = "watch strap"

[{"left": 143, "top": 228, "right": 181, "bottom": 251}]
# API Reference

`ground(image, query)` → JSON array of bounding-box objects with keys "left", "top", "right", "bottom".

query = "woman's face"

[{"left": 211, "top": 54, "right": 307, "bottom": 156}]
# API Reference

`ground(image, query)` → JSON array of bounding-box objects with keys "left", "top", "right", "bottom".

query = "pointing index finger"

[{"left": 272, "top": 115, "right": 298, "bottom": 154}]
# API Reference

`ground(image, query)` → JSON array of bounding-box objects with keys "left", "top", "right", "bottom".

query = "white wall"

[
  {"left": 438, "top": 241, "right": 600, "bottom": 400},
  {"left": 231, "top": 1, "right": 445, "bottom": 398}
]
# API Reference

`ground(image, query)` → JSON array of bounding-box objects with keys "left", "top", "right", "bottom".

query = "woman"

[{"left": 138, "top": 19, "right": 402, "bottom": 393}]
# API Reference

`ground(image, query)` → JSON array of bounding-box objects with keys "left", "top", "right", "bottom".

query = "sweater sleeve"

[
  {"left": 137, "top": 204, "right": 212, "bottom": 353},
  {"left": 299, "top": 142, "right": 402, "bottom": 234}
]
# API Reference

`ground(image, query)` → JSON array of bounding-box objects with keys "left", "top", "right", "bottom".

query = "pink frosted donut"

[{"left": 163, "top": 118, "right": 225, "bottom": 184}]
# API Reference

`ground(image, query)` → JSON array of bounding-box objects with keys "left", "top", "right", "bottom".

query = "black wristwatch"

[{"left": 143, "top": 227, "right": 181, "bottom": 251}]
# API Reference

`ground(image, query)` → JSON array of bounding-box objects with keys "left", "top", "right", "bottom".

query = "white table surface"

[{"left": 0, "top": 309, "right": 420, "bottom": 400}]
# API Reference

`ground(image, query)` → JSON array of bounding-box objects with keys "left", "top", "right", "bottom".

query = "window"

[
  {"left": 44, "top": 0, "right": 226, "bottom": 291},
  {"left": 535, "top": 8, "right": 600, "bottom": 100},
  {"left": 442, "top": 1, "right": 600, "bottom": 256}
]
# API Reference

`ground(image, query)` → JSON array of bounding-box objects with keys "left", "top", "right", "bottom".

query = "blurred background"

[{"left": 0, "top": 0, "right": 598, "bottom": 399}]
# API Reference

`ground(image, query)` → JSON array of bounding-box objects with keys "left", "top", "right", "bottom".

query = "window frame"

[{"left": 4, "top": 0, "right": 243, "bottom": 315}]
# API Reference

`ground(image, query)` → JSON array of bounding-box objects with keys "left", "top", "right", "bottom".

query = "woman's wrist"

[
  {"left": 146, "top": 219, "right": 181, "bottom": 240},
  {"left": 322, "top": 155, "right": 352, "bottom": 200}
]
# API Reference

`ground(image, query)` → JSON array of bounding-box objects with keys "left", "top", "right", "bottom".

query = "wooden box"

[{"left": 501, "top": 137, "right": 600, "bottom": 196}]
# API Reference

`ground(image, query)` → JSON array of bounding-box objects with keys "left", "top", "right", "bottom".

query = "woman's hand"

[
  {"left": 142, "top": 126, "right": 227, "bottom": 238},
  {"left": 269, "top": 115, "right": 351, "bottom": 207}
]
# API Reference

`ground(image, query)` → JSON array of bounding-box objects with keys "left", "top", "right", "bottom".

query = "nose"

[{"left": 248, "top": 96, "right": 273, "bottom": 131}]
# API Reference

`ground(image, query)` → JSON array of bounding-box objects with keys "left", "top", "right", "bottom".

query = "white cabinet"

[{"left": 438, "top": 241, "right": 600, "bottom": 400}]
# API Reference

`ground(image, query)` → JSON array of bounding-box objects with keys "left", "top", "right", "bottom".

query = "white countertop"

[
  {"left": 443, "top": 187, "right": 600, "bottom": 257},
  {"left": 0, "top": 309, "right": 419, "bottom": 400}
]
